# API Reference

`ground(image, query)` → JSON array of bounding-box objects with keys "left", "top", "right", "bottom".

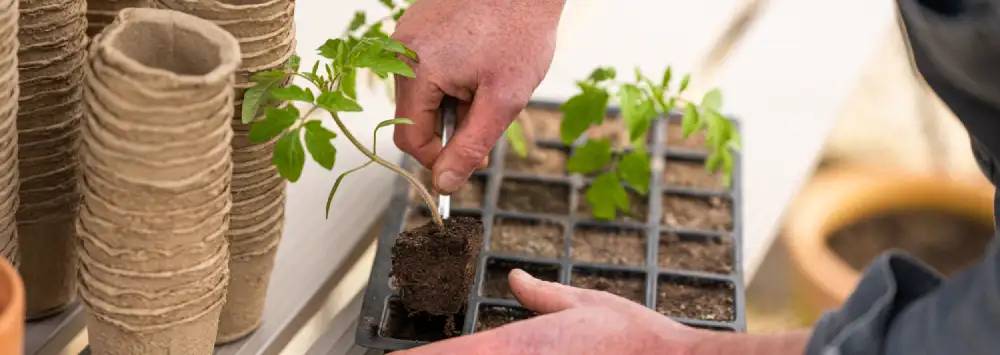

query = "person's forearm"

[{"left": 688, "top": 329, "right": 811, "bottom": 355}]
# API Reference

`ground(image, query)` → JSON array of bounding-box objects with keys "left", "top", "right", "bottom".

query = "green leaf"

[
  {"left": 704, "top": 110, "right": 730, "bottom": 148},
  {"left": 242, "top": 85, "right": 269, "bottom": 124},
  {"left": 273, "top": 130, "right": 306, "bottom": 182},
  {"left": 373, "top": 118, "right": 414, "bottom": 153},
  {"left": 249, "top": 106, "right": 299, "bottom": 142},
  {"left": 679, "top": 73, "right": 691, "bottom": 92},
  {"left": 567, "top": 139, "right": 612, "bottom": 174},
  {"left": 348, "top": 11, "right": 366, "bottom": 32},
  {"left": 618, "top": 150, "right": 651, "bottom": 194},
  {"left": 701, "top": 89, "right": 723, "bottom": 112},
  {"left": 325, "top": 161, "right": 374, "bottom": 218},
  {"left": 681, "top": 103, "right": 700, "bottom": 138},
  {"left": 559, "top": 85, "right": 609, "bottom": 144},
  {"left": 376, "top": 37, "right": 418, "bottom": 61},
  {"left": 317, "top": 91, "right": 363, "bottom": 112},
  {"left": 587, "top": 67, "right": 616, "bottom": 82},
  {"left": 505, "top": 121, "right": 529, "bottom": 158},
  {"left": 661, "top": 66, "right": 672, "bottom": 89},
  {"left": 586, "top": 172, "right": 629, "bottom": 220},
  {"left": 341, "top": 68, "right": 358, "bottom": 99},
  {"left": 304, "top": 121, "right": 337, "bottom": 170},
  {"left": 363, "top": 22, "right": 386, "bottom": 39},
  {"left": 318, "top": 39, "right": 344, "bottom": 60},
  {"left": 286, "top": 54, "right": 301, "bottom": 72},
  {"left": 378, "top": 0, "right": 394, "bottom": 8},
  {"left": 392, "top": 9, "right": 405, "bottom": 21},
  {"left": 250, "top": 70, "right": 285, "bottom": 84},
  {"left": 270, "top": 85, "right": 314, "bottom": 103},
  {"left": 360, "top": 55, "right": 415, "bottom": 78},
  {"left": 619, "top": 84, "right": 657, "bottom": 142},
  {"left": 706, "top": 149, "right": 723, "bottom": 173}
]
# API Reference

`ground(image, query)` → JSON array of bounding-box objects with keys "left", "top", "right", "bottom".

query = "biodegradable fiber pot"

[
  {"left": 85, "top": 0, "right": 151, "bottom": 37},
  {"left": 0, "top": 0, "right": 21, "bottom": 266},
  {"left": 151, "top": 0, "right": 295, "bottom": 343},
  {"left": 16, "top": 0, "right": 88, "bottom": 320},
  {"left": 784, "top": 166, "right": 994, "bottom": 322},
  {"left": 77, "top": 8, "right": 240, "bottom": 355}
]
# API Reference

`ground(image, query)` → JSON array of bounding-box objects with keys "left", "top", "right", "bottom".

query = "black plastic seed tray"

[{"left": 357, "top": 100, "right": 745, "bottom": 352}]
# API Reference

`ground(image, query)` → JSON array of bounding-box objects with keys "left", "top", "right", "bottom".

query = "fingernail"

[{"left": 436, "top": 171, "right": 463, "bottom": 194}]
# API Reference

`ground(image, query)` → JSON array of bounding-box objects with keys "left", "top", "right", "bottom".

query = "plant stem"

[{"left": 327, "top": 109, "right": 445, "bottom": 228}]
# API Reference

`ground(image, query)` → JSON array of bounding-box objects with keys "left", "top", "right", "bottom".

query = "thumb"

[
  {"left": 432, "top": 86, "right": 523, "bottom": 193},
  {"left": 509, "top": 269, "right": 614, "bottom": 314}
]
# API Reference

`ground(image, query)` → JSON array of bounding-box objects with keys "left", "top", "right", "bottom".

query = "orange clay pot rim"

[
  {"left": 0, "top": 258, "right": 23, "bottom": 334},
  {"left": 784, "top": 167, "right": 993, "bottom": 303}
]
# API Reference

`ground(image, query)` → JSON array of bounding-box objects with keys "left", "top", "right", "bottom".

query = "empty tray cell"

[
  {"left": 483, "top": 258, "right": 559, "bottom": 299},
  {"left": 661, "top": 194, "right": 733, "bottom": 232},
  {"left": 410, "top": 169, "right": 486, "bottom": 209},
  {"left": 658, "top": 233, "right": 733, "bottom": 274},
  {"left": 504, "top": 145, "right": 568, "bottom": 176},
  {"left": 664, "top": 158, "right": 725, "bottom": 191},
  {"left": 656, "top": 277, "right": 735, "bottom": 321},
  {"left": 520, "top": 107, "right": 563, "bottom": 142},
  {"left": 475, "top": 305, "right": 537, "bottom": 332},
  {"left": 571, "top": 225, "right": 645, "bottom": 266},
  {"left": 491, "top": 216, "right": 564, "bottom": 258},
  {"left": 570, "top": 268, "right": 646, "bottom": 304},
  {"left": 577, "top": 186, "right": 649, "bottom": 223},
  {"left": 666, "top": 118, "right": 707, "bottom": 152},
  {"left": 382, "top": 298, "right": 464, "bottom": 341},
  {"left": 498, "top": 178, "right": 570, "bottom": 215}
]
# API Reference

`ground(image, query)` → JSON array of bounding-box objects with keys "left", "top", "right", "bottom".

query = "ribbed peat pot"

[
  {"left": 150, "top": 0, "right": 295, "bottom": 343},
  {"left": 77, "top": 8, "right": 239, "bottom": 354},
  {"left": 357, "top": 102, "right": 746, "bottom": 351},
  {"left": 15, "top": 0, "right": 88, "bottom": 320},
  {"left": 0, "top": 0, "right": 21, "bottom": 265},
  {"left": 85, "top": 0, "right": 151, "bottom": 37}
]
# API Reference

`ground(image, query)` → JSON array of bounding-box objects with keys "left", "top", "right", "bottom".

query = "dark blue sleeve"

[{"left": 806, "top": 0, "right": 1000, "bottom": 354}]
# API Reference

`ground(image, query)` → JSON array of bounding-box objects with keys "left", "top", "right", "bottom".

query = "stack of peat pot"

[
  {"left": 77, "top": 8, "right": 239, "bottom": 354},
  {"left": 85, "top": 0, "right": 151, "bottom": 37},
  {"left": 0, "top": 0, "right": 19, "bottom": 265},
  {"left": 15, "top": 0, "right": 87, "bottom": 319},
  {"left": 152, "top": 0, "right": 294, "bottom": 343}
]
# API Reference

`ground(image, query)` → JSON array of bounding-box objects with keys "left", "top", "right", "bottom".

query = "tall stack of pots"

[
  {"left": 77, "top": 8, "right": 239, "bottom": 354},
  {"left": 15, "top": 0, "right": 87, "bottom": 319},
  {"left": 85, "top": 0, "right": 151, "bottom": 37},
  {"left": 0, "top": 0, "right": 20, "bottom": 266},
  {"left": 151, "top": 0, "right": 294, "bottom": 343}
]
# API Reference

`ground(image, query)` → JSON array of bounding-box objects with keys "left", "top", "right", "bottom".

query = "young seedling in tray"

[{"left": 241, "top": 0, "right": 481, "bottom": 334}]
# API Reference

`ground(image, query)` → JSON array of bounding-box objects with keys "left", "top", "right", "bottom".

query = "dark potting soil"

[
  {"left": 475, "top": 306, "right": 536, "bottom": 332},
  {"left": 664, "top": 159, "right": 725, "bottom": 190},
  {"left": 490, "top": 217, "right": 564, "bottom": 258},
  {"left": 827, "top": 210, "right": 994, "bottom": 276},
  {"left": 656, "top": 279, "right": 735, "bottom": 321},
  {"left": 662, "top": 194, "right": 732, "bottom": 232},
  {"left": 570, "top": 270, "right": 645, "bottom": 304},
  {"left": 571, "top": 226, "right": 646, "bottom": 266},
  {"left": 503, "top": 146, "right": 567, "bottom": 176},
  {"left": 658, "top": 233, "right": 733, "bottom": 274},
  {"left": 483, "top": 260, "right": 559, "bottom": 299},
  {"left": 667, "top": 119, "right": 707, "bottom": 151},
  {"left": 577, "top": 188, "right": 649, "bottom": 223},
  {"left": 498, "top": 179, "right": 570, "bottom": 214},
  {"left": 391, "top": 216, "right": 483, "bottom": 335}
]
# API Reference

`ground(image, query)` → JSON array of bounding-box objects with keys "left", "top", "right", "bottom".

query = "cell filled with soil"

[
  {"left": 520, "top": 107, "right": 563, "bottom": 142},
  {"left": 658, "top": 233, "right": 733, "bottom": 274},
  {"left": 497, "top": 178, "right": 570, "bottom": 215},
  {"left": 490, "top": 216, "right": 564, "bottom": 258},
  {"left": 661, "top": 194, "right": 732, "bottom": 232},
  {"left": 664, "top": 158, "right": 725, "bottom": 191},
  {"left": 571, "top": 226, "right": 646, "bottom": 266},
  {"left": 503, "top": 145, "right": 568, "bottom": 176},
  {"left": 382, "top": 298, "right": 465, "bottom": 341},
  {"left": 666, "top": 118, "right": 707, "bottom": 151},
  {"left": 570, "top": 268, "right": 646, "bottom": 304},
  {"left": 577, "top": 187, "right": 649, "bottom": 223},
  {"left": 392, "top": 216, "right": 483, "bottom": 324},
  {"left": 404, "top": 206, "right": 481, "bottom": 231},
  {"left": 483, "top": 259, "right": 559, "bottom": 299},
  {"left": 475, "top": 305, "right": 536, "bottom": 332},
  {"left": 412, "top": 169, "right": 486, "bottom": 209},
  {"left": 586, "top": 118, "right": 631, "bottom": 149},
  {"left": 656, "top": 277, "right": 735, "bottom": 321}
]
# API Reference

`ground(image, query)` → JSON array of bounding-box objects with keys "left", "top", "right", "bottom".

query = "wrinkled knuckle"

[{"left": 453, "top": 141, "right": 491, "bottom": 166}]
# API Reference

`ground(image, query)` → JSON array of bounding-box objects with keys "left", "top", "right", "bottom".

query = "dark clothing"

[{"left": 806, "top": 0, "right": 1000, "bottom": 354}]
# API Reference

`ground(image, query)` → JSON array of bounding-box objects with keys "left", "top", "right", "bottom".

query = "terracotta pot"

[
  {"left": 0, "top": 257, "right": 25, "bottom": 354},
  {"left": 784, "top": 166, "right": 994, "bottom": 321}
]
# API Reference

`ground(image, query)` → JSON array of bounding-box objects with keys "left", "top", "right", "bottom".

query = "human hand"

[
  {"left": 391, "top": 0, "right": 565, "bottom": 194},
  {"left": 394, "top": 269, "right": 705, "bottom": 355}
]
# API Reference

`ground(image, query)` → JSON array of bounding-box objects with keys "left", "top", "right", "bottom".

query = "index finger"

[{"left": 393, "top": 74, "right": 444, "bottom": 169}]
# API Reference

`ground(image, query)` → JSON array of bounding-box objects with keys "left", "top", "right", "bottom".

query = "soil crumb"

[
  {"left": 483, "top": 260, "right": 559, "bottom": 299},
  {"left": 475, "top": 306, "right": 536, "bottom": 331},
  {"left": 498, "top": 179, "right": 569, "bottom": 214},
  {"left": 662, "top": 195, "right": 732, "bottom": 231},
  {"left": 571, "top": 271, "right": 645, "bottom": 304},
  {"left": 490, "top": 217, "right": 563, "bottom": 258},
  {"left": 571, "top": 226, "right": 645, "bottom": 266},
  {"left": 827, "top": 210, "right": 994, "bottom": 276},
  {"left": 658, "top": 233, "right": 733, "bottom": 274},
  {"left": 657, "top": 280, "right": 734, "bottom": 321}
]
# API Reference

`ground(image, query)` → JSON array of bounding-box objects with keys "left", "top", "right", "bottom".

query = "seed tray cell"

[{"left": 358, "top": 101, "right": 745, "bottom": 351}]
